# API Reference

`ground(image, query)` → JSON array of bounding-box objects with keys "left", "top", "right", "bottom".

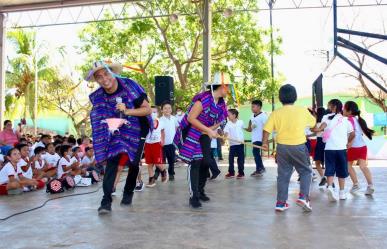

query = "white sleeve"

[
  {"left": 224, "top": 123, "right": 230, "bottom": 134},
  {"left": 346, "top": 119, "right": 354, "bottom": 133},
  {"left": 262, "top": 113, "right": 269, "bottom": 124},
  {"left": 174, "top": 117, "right": 179, "bottom": 127},
  {"left": 239, "top": 120, "right": 244, "bottom": 128}
]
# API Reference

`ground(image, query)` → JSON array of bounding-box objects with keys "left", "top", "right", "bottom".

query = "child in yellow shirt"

[{"left": 262, "top": 84, "right": 315, "bottom": 212}]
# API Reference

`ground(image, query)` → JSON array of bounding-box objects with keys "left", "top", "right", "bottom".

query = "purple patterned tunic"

[
  {"left": 173, "top": 91, "right": 227, "bottom": 163},
  {"left": 89, "top": 77, "right": 152, "bottom": 163}
]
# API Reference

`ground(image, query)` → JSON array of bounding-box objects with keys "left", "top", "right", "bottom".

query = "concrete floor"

[{"left": 1, "top": 159, "right": 387, "bottom": 249}]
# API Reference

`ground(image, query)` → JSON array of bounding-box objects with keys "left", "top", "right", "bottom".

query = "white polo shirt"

[
  {"left": 57, "top": 157, "right": 71, "bottom": 178},
  {"left": 250, "top": 112, "right": 268, "bottom": 142},
  {"left": 323, "top": 114, "right": 353, "bottom": 150},
  {"left": 17, "top": 158, "right": 33, "bottom": 179},
  {"left": 43, "top": 153, "right": 60, "bottom": 168},
  {"left": 159, "top": 115, "right": 179, "bottom": 145},
  {"left": 349, "top": 117, "right": 367, "bottom": 148},
  {"left": 146, "top": 119, "right": 163, "bottom": 144},
  {"left": 224, "top": 120, "right": 245, "bottom": 146},
  {"left": 0, "top": 162, "right": 19, "bottom": 184}
]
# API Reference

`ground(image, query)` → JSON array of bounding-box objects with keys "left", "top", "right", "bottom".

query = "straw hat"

[
  {"left": 204, "top": 72, "right": 233, "bottom": 87},
  {"left": 85, "top": 60, "right": 123, "bottom": 82}
]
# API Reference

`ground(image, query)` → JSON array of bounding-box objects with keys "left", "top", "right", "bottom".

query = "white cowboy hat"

[{"left": 85, "top": 60, "right": 123, "bottom": 82}]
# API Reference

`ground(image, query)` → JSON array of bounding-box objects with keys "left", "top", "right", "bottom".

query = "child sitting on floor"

[{"left": 0, "top": 148, "right": 39, "bottom": 194}]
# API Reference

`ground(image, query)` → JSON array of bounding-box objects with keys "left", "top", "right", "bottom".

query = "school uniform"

[
  {"left": 347, "top": 117, "right": 368, "bottom": 162},
  {"left": 159, "top": 115, "right": 179, "bottom": 177},
  {"left": 313, "top": 122, "right": 326, "bottom": 163},
  {"left": 144, "top": 119, "right": 164, "bottom": 165},
  {"left": 250, "top": 112, "right": 268, "bottom": 173},
  {"left": 17, "top": 158, "right": 33, "bottom": 179},
  {"left": 224, "top": 120, "right": 245, "bottom": 175},
  {"left": 323, "top": 114, "right": 353, "bottom": 178}
]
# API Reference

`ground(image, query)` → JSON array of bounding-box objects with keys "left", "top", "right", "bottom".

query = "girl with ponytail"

[
  {"left": 313, "top": 99, "right": 355, "bottom": 202},
  {"left": 343, "top": 101, "right": 375, "bottom": 195}
]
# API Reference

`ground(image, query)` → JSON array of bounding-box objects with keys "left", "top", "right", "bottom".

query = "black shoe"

[
  {"left": 169, "top": 175, "right": 175, "bottom": 181},
  {"left": 189, "top": 197, "right": 202, "bottom": 209},
  {"left": 210, "top": 171, "right": 221, "bottom": 180},
  {"left": 319, "top": 176, "right": 327, "bottom": 187},
  {"left": 199, "top": 192, "right": 210, "bottom": 202},
  {"left": 121, "top": 192, "right": 134, "bottom": 206},
  {"left": 98, "top": 204, "right": 111, "bottom": 215}
]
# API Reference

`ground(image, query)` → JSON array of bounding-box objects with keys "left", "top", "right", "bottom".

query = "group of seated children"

[{"left": 0, "top": 136, "right": 97, "bottom": 195}]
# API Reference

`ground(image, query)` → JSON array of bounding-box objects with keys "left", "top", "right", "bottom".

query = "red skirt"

[
  {"left": 144, "top": 142, "right": 163, "bottom": 165},
  {"left": 347, "top": 146, "right": 367, "bottom": 162}
]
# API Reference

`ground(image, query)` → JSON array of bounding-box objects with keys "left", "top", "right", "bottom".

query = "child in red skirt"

[
  {"left": 145, "top": 106, "right": 168, "bottom": 187},
  {"left": 343, "top": 101, "right": 375, "bottom": 195}
]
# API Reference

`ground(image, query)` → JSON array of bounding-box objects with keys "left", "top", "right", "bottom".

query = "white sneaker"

[
  {"left": 327, "top": 187, "right": 337, "bottom": 202},
  {"left": 365, "top": 186, "right": 375, "bottom": 196},
  {"left": 339, "top": 190, "right": 347, "bottom": 200},
  {"left": 350, "top": 184, "right": 361, "bottom": 194}
]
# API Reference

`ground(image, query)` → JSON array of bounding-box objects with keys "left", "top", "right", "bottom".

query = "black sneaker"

[
  {"left": 250, "top": 171, "right": 263, "bottom": 177},
  {"left": 210, "top": 171, "right": 221, "bottom": 180},
  {"left": 169, "top": 175, "right": 175, "bottom": 181},
  {"left": 98, "top": 204, "right": 111, "bottom": 215},
  {"left": 199, "top": 192, "right": 210, "bottom": 202},
  {"left": 318, "top": 176, "right": 327, "bottom": 187},
  {"left": 189, "top": 197, "right": 202, "bottom": 209},
  {"left": 121, "top": 192, "right": 134, "bottom": 206}
]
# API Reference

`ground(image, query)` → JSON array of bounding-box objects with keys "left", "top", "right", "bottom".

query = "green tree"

[
  {"left": 6, "top": 29, "right": 55, "bottom": 122},
  {"left": 40, "top": 72, "right": 92, "bottom": 136},
  {"left": 78, "top": 0, "right": 282, "bottom": 107}
]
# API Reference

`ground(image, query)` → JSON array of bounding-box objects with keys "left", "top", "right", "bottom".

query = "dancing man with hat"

[
  {"left": 87, "top": 61, "right": 152, "bottom": 215},
  {"left": 174, "top": 73, "right": 229, "bottom": 208}
]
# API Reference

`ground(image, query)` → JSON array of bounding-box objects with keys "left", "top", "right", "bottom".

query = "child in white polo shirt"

[
  {"left": 158, "top": 101, "right": 179, "bottom": 181},
  {"left": 313, "top": 99, "right": 355, "bottom": 202},
  {"left": 224, "top": 109, "right": 245, "bottom": 179},
  {"left": 245, "top": 100, "right": 268, "bottom": 177}
]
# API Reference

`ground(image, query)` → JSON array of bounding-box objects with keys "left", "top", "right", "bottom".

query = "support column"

[
  {"left": 0, "top": 13, "right": 6, "bottom": 130},
  {"left": 203, "top": 0, "right": 212, "bottom": 86}
]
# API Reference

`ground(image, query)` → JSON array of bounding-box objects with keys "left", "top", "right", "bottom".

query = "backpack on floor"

[
  {"left": 46, "top": 179, "right": 64, "bottom": 194},
  {"left": 61, "top": 175, "right": 75, "bottom": 190}
]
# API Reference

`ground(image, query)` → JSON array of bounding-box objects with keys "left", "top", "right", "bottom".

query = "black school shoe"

[
  {"left": 199, "top": 192, "right": 210, "bottom": 202},
  {"left": 98, "top": 203, "right": 112, "bottom": 215},
  {"left": 169, "top": 175, "right": 175, "bottom": 181},
  {"left": 189, "top": 197, "right": 202, "bottom": 209},
  {"left": 121, "top": 192, "right": 134, "bottom": 206}
]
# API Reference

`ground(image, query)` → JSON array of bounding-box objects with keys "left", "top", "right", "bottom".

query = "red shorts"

[
  {"left": 347, "top": 146, "right": 367, "bottom": 162},
  {"left": 0, "top": 183, "right": 7, "bottom": 195},
  {"left": 144, "top": 142, "right": 163, "bottom": 165}
]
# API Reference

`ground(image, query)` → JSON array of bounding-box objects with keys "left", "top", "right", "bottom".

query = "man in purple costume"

[
  {"left": 87, "top": 61, "right": 152, "bottom": 215},
  {"left": 174, "top": 80, "right": 229, "bottom": 208}
]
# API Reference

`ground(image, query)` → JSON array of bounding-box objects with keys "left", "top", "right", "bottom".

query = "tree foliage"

[{"left": 78, "top": 0, "right": 282, "bottom": 107}]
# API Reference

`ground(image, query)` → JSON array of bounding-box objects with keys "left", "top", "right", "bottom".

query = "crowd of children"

[
  {"left": 0, "top": 85, "right": 376, "bottom": 214},
  {"left": 0, "top": 133, "right": 99, "bottom": 195}
]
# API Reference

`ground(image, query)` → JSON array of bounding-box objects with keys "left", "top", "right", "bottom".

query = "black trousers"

[
  {"left": 163, "top": 144, "right": 176, "bottom": 176},
  {"left": 189, "top": 135, "right": 212, "bottom": 198},
  {"left": 101, "top": 138, "right": 145, "bottom": 206},
  {"left": 228, "top": 144, "right": 245, "bottom": 175}
]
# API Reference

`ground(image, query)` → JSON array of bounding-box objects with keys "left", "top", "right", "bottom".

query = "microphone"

[{"left": 116, "top": 97, "right": 123, "bottom": 118}]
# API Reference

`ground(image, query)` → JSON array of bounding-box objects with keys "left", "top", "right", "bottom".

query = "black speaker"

[
  {"left": 155, "top": 76, "right": 174, "bottom": 106},
  {"left": 312, "top": 74, "right": 323, "bottom": 109}
]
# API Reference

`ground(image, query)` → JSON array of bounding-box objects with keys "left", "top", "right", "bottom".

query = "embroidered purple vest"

[{"left": 89, "top": 77, "right": 152, "bottom": 163}]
